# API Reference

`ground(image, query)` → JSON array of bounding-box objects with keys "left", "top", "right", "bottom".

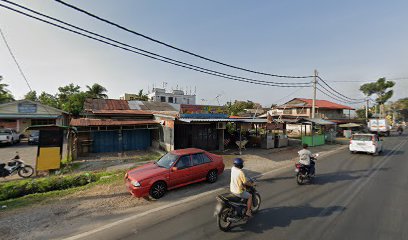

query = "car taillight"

[
  {"left": 371, "top": 136, "right": 377, "bottom": 145},
  {"left": 350, "top": 139, "right": 353, "bottom": 144},
  {"left": 295, "top": 163, "right": 301, "bottom": 168}
]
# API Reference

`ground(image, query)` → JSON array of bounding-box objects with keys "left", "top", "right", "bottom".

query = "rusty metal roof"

[
  {"left": 70, "top": 118, "right": 159, "bottom": 127},
  {"left": 91, "top": 110, "right": 153, "bottom": 115},
  {"left": 84, "top": 99, "right": 130, "bottom": 111}
]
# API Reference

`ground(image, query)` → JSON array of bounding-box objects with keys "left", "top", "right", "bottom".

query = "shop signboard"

[
  {"left": 180, "top": 104, "right": 228, "bottom": 118},
  {"left": 267, "top": 122, "right": 285, "bottom": 130},
  {"left": 18, "top": 103, "right": 37, "bottom": 113}
]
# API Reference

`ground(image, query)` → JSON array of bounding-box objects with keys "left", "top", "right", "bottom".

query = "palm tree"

[
  {"left": 85, "top": 83, "right": 108, "bottom": 99},
  {"left": 0, "top": 78, "right": 14, "bottom": 104},
  {"left": 136, "top": 89, "right": 149, "bottom": 101}
]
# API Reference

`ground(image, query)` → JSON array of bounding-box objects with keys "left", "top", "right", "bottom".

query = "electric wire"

[
  {"left": 54, "top": 0, "right": 313, "bottom": 79},
  {"left": 0, "top": 26, "right": 32, "bottom": 92},
  {"left": 317, "top": 76, "right": 366, "bottom": 101},
  {"left": 0, "top": 2, "right": 311, "bottom": 88}
]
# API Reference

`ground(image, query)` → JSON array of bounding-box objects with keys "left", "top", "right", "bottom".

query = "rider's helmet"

[{"left": 233, "top": 158, "right": 244, "bottom": 169}]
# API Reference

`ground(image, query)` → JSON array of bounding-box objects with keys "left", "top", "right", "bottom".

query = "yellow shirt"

[{"left": 230, "top": 166, "right": 247, "bottom": 194}]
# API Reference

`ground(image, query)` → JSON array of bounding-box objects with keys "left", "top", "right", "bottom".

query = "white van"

[{"left": 349, "top": 134, "right": 383, "bottom": 155}]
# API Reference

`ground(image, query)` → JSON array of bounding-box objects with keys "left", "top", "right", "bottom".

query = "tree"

[
  {"left": 226, "top": 100, "right": 255, "bottom": 116},
  {"left": 85, "top": 83, "right": 108, "bottom": 99},
  {"left": 355, "top": 108, "right": 372, "bottom": 119},
  {"left": 24, "top": 90, "right": 38, "bottom": 101},
  {"left": 38, "top": 92, "right": 59, "bottom": 109},
  {"left": 136, "top": 89, "right": 148, "bottom": 101},
  {"left": 0, "top": 78, "right": 14, "bottom": 104},
  {"left": 360, "top": 77, "right": 395, "bottom": 115},
  {"left": 64, "top": 92, "right": 87, "bottom": 116}
]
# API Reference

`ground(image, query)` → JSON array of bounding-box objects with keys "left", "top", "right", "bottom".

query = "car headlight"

[{"left": 131, "top": 180, "right": 141, "bottom": 187}]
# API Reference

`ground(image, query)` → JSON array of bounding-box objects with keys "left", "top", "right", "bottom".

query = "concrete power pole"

[
  {"left": 365, "top": 98, "right": 369, "bottom": 121},
  {"left": 312, "top": 70, "right": 318, "bottom": 119}
]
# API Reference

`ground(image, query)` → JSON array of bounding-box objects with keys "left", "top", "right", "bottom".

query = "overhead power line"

[
  {"left": 54, "top": 0, "right": 313, "bottom": 79},
  {"left": 0, "top": 1, "right": 312, "bottom": 88},
  {"left": 317, "top": 76, "right": 366, "bottom": 101},
  {"left": 316, "top": 87, "right": 366, "bottom": 105},
  {"left": 0, "top": 26, "right": 32, "bottom": 91},
  {"left": 331, "top": 77, "right": 408, "bottom": 83}
]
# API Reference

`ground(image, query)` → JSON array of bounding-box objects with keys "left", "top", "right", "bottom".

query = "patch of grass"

[
  {"left": 0, "top": 171, "right": 125, "bottom": 210},
  {"left": 0, "top": 171, "right": 122, "bottom": 201}
]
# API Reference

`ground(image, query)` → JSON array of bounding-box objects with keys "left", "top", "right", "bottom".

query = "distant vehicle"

[
  {"left": 0, "top": 128, "right": 21, "bottom": 145},
  {"left": 125, "top": 148, "right": 225, "bottom": 199},
  {"left": 349, "top": 134, "right": 383, "bottom": 155},
  {"left": 28, "top": 130, "right": 40, "bottom": 145},
  {"left": 368, "top": 118, "right": 391, "bottom": 136}
]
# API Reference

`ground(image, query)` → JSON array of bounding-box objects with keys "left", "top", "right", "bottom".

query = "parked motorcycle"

[
  {"left": 214, "top": 177, "right": 261, "bottom": 232},
  {"left": 0, "top": 152, "right": 34, "bottom": 178},
  {"left": 295, "top": 153, "right": 319, "bottom": 185}
]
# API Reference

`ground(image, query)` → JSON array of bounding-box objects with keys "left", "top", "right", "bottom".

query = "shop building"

[{"left": 0, "top": 100, "right": 68, "bottom": 134}]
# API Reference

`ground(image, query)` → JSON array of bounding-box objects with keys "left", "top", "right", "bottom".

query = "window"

[
  {"left": 174, "top": 98, "right": 178, "bottom": 103},
  {"left": 192, "top": 153, "right": 212, "bottom": 166},
  {"left": 187, "top": 99, "right": 190, "bottom": 104},
  {"left": 283, "top": 109, "right": 292, "bottom": 114},
  {"left": 296, "top": 108, "right": 306, "bottom": 114},
  {"left": 168, "top": 97, "right": 173, "bottom": 103},
  {"left": 176, "top": 155, "right": 192, "bottom": 169},
  {"left": 31, "top": 119, "right": 56, "bottom": 126},
  {"left": 160, "top": 96, "right": 166, "bottom": 102},
  {"left": 156, "top": 153, "right": 178, "bottom": 169}
]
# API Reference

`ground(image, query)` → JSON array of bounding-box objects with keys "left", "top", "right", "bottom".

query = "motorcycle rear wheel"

[
  {"left": 18, "top": 166, "right": 34, "bottom": 178},
  {"left": 296, "top": 174, "right": 304, "bottom": 185},
  {"left": 217, "top": 207, "right": 232, "bottom": 232},
  {"left": 252, "top": 193, "right": 261, "bottom": 213}
]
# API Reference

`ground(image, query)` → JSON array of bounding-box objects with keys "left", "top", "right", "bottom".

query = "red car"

[{"left": 125, "top": 148, "right": 225, "bottom": 199}]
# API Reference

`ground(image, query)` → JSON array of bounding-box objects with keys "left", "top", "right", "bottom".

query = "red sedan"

[{"left": 125, "top": 148, "right": 225, "bottom": 199}]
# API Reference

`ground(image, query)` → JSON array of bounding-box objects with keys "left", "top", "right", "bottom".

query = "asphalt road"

[{"left": 69, "top": 134, "right": 408, "bottom": 240}]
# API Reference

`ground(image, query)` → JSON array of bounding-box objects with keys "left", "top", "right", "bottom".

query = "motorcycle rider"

[
  {"left": 298, "top": 144, "right": 315, "bottom": 176},
  {"left": 230, "top": 158, "right": 253, "bottom": 217},
  {"left": 397, "top": 125, "right": 404, "bottom": 135}
]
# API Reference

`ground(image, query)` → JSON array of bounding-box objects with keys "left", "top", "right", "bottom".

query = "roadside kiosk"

[{"left": 25, "top": 125, "right": 72, "bottom": 171}]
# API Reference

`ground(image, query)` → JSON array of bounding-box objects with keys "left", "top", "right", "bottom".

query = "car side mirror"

[{"left": 171, "top": 167, "right": 178, "bottom": 172}]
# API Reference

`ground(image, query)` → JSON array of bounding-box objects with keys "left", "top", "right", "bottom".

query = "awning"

[
  {"left": 25, "top": 125, "right": 77, "bottom": 132},
  {"left": 178, "top": 118, "right": 237, "bottom": 123},
  {"left": 339, "top": 123, "right": 361, "bottom": 128},
  {"left": 304, "top": 118, "right": 336, "bottom": 125},
  {"left": 236, "top": 119, "right": 267, "bottom": 123}
]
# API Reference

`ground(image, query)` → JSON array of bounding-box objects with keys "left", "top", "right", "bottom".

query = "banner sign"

[{"left": 267, "top": 122, "right": 285, "bottom": 130}]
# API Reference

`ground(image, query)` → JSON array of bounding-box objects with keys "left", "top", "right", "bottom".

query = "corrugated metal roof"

[
  {"left": 0, "top": 114, "right": 60, "bottom": 119},
  {"left": 280, "top": 98, "right": 354, "bottom": 110},
  {"left": 70, "top": 118, "right": 159, "bottom": 127},
  {"left": 304, "top": 118, "right": 336, "bottom": 125},
  {"left": 91, "top": 110, "right": 153, "bottom": 115},
  {"left": 179, "top": 118, "right": 237, "bottom": 123},
  {"left": 84, "top": 99, "right": 130, "bottom": 111}
]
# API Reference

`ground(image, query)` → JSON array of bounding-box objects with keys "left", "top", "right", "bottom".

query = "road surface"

[{"left": 67, "top": 134, "right": 408, "bottom": 240}]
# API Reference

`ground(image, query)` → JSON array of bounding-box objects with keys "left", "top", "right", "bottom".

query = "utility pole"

[
  {"left": 365, "top": 98, "right": 369, "bottom": 121},
  {"left": 312, "top": 69, "right": 318, "bottom": 119}
]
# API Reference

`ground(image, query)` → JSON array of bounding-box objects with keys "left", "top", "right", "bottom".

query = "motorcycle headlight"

[{"left": 131, "top": 180, "right": 141, "bottom": 187}]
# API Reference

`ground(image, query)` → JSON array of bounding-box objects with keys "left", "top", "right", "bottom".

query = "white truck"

[
  {"left": 368, "top": 118, "right": 391, "bottom": 136},
  {"left": 0, "top": 128, "right": 21, "bottom": 145}
]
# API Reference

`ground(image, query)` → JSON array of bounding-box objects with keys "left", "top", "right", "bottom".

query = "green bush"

[{"left": 0, "top": 172, "right": 113, "bottom": 201}]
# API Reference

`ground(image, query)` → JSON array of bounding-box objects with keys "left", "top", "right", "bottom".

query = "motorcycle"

[
  {"left": 214, "top": 177, "right": 261, "bottom": 232},
  {"left": 295, "top": 153, "right": 319, "bottom": 185},
  {"left": 398, "top": 129, "right": 403, "bottom": 135},
  {"left": 0, "top": 152, "right": 34, "bottom": 178}
]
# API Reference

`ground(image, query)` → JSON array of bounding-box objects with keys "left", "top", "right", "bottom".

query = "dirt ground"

[{"left": 0, "top": 143, "right": 345, "bottom": 240}]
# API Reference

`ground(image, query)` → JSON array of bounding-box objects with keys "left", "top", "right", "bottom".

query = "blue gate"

[
  {"left": 122, "top": 129, "right": 151, "bottom": 151},
  {"left": 91, "top": 131, "right": 120, "bottom": 153}
]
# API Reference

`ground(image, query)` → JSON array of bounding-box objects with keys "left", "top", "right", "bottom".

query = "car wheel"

[
  {"left": 207, "top": 170, "right": 218, "bottom": 183},
  {"left": 150, "top": 181, "right": 167, "bottom": 199}
]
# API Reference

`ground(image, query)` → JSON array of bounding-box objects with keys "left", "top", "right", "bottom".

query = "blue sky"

[{"left": 1, "top": 0, "right": 407, "bottom": 108}]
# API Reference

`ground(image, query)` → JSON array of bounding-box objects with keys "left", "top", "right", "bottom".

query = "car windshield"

[
  {"left": 156, "top": 153, "right": 178, "bottom": 169},
  {"left": 0, "top": 129, "right": 11, "bottom": 135},
  {"left": 352, "top": 135, "right": 372, "bottom": 141},
  {"left": 30, "top": 131, "right": 39, "bottom": 137}
]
